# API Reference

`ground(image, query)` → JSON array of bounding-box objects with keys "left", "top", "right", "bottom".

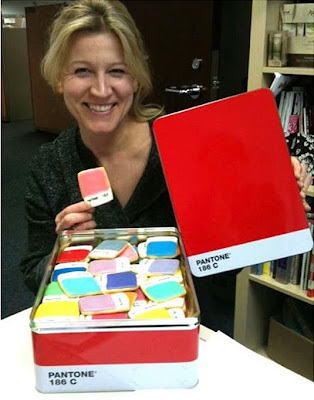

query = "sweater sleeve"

[{"left": 20, "top": 149, "right": 59, "bottom": 294}]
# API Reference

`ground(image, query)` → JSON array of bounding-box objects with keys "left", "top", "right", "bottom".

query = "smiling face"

[{"left": 57, "top": 31, "right": 138, "bottom": 139}]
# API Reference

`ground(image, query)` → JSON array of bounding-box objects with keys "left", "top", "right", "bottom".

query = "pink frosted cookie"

[
  {"left": 79, "top": 293, "right": 131, "bottom": 315},
  {"left": 119, "top": 243, "right": 139, "bottom": 262},
  {"left": 88, "top": 258, "right": 130, "bottom": 275},
  {"left": 78, "top": 167, "right": 113, "bottom": 207}
]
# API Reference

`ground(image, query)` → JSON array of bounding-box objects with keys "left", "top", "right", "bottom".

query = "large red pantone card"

[{"left": 153, "top": 88, "right": 313, "bottom": 277}]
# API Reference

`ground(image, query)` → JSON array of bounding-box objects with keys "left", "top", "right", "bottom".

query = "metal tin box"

[{"left": 30, "top": 227, "right": 200, "bottom": 393}]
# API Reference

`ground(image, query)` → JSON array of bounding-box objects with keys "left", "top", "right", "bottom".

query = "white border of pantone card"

[
  {"left": 188, "top": 228, "right": 313, "bottom": 277},
  {"left": 35, "top": 360, "right": 198, "bottom": 392}
]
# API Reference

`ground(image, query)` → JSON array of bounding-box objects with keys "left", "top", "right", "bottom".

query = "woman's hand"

[
  {"left": 291, "top": 156, "right": 312, "bottom": 212},
  {"left": 55, "top": 201, "right": 96, "bottom": 234}
]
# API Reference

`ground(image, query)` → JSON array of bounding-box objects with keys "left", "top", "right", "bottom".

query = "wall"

[
  {"left": 1, "top": 1, "right": 253, "bottom": 122},
  {"left": 1, "top": 1, "right": 65, "bottom": 121},
  {"left": 1, "top": 1, "right": 65, "bottom": 16},
  {"left": 2, "top": 28, "right": 33, "bottom": 121},
  {"left": 218, "top": 0, "right": 252, "bottom": 98}
]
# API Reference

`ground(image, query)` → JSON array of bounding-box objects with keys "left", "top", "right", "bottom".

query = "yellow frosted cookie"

[{"left": 34, "top": 300, "right": 80, "bottom": 321}]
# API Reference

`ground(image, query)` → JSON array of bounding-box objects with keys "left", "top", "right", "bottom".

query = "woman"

[
  {"left": 21, "top": 0, "right": 175, "bottom": 293},
  {"left": 20, "top": 0, "right": 311, "bottom": 302}
]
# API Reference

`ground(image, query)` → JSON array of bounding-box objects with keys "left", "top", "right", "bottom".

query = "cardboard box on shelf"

[
  {"left": 267, "top": 316, "right": 314, "bottom": 381},
  {"left": 281, "top": 4, "right": 314, "bottom": 24},
  {"left": 280, "top": 3, "right": 314, "bottom": 67},
  {"left": 287, "top": 36, "right": 314, "bottom": 67},
  {"left": 267, "top": 31, "right": 288, "bottom": 67},
  {"left": 288, "top": 36, "right": 314, "bottom": 54}
]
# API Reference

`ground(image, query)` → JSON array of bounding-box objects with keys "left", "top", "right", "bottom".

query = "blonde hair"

[{"left": 41, "top": 0, "right": 163, "bottom": 120}]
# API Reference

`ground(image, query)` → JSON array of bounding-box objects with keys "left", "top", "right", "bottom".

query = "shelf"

[
  {"left": 249, "top": 274, "right": 314, "bottom": 305},
  {"left": 263, "top": 67, "right": 314, "bottom": 76},
  {"left": 234, "top": 0, "right": 314, "bottom": 356},
  {"left": 255, "top": 345, "right": 269, "bottom": 359}
]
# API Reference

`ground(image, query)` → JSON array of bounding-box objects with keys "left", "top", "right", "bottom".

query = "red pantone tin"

[{"left": 30, "top": 228, "right": 200, "bottom": 393}]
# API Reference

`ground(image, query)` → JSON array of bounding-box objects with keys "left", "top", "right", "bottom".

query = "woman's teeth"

[{"left": 89, "top": 104, "right": 112, "bottom": 112}]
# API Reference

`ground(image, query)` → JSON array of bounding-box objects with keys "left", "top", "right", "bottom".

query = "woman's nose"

[{"left": 90, "top": 75, "right": 112, "bottom": 97}]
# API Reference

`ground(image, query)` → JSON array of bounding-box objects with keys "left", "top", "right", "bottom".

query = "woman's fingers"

[
  {"left": 55, "top": 201, "right": 94, "bottom": 224},
  {"left": 290, "top": 157, "right": 312, "bottom": 211},
  {"left": 55, "top": 211, "right": 96, "bottom": 233},
  {"left": 73, "top": 219, "right": 97, "bottom": 231},
  {"left": 55, "top": 201, "right": 95, "bottom": 234},
  {"left": 303, "top": 171, "right": 313, "bottom": 192}
]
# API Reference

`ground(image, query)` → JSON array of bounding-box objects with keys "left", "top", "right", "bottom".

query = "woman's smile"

[{"left": 86, "top": 103, "right": 115, "bottom": 113}]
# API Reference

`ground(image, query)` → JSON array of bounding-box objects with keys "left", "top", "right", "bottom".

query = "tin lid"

[{"left": 153, "top": 88, "right": 313, "bottom": 278}]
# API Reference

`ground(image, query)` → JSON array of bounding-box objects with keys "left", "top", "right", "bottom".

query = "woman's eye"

[
  {"left": 74, "top": 68, "right": 90, "bottom": 75},
  {"left": 110, "top": 69, "right": 126, "bottom": 77}
]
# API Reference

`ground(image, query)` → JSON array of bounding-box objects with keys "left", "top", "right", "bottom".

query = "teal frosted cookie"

[
  {"left": 141, "top": 277, "right": 186, "bottom": 302},
  {"left": 58, "top": 271, "right": 101, "bottom": 297}
]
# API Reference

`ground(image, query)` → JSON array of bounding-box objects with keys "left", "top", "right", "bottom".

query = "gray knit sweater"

[{"left": 20, "top": 126, "right": 176, "bottom": 293}]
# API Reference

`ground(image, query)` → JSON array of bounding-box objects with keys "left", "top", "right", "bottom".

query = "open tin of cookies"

[{"left": 30, "top": 227, "right": 200, "bottom": 393}]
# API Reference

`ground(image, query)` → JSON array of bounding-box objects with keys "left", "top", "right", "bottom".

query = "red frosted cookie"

[
  {"left": 56, "top": 245, "right": 93, "bottom": 263},
  {"left": 78, "top": 167, "right": 113, "bottom": 207}
]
